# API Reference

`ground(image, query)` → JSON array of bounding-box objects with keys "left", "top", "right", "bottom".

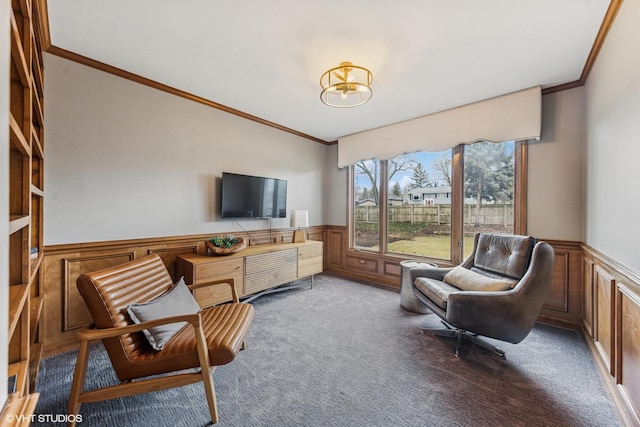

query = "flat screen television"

[{"left": 220, "top": 172, "right": 287, "bottom": 219}]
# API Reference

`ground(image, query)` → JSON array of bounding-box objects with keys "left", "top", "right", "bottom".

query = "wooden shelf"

[
  {"left": 30, "top": 126, "right": 43, "bottom": 158},
  {"left": 0, "top": 393, "right": 39, "bottom": 427},
  {"left": 9, "top": 13, "right": 29, "bottom": 88},
  {"left": 29, "top": 254, "right": 43, "bottom": 282},
  {"left": 32, "top": 90, "right": 44, "bottom": 127},
  {"left": 29, "top": 296, "right": 43, "bottom": 339},
  {"left": 7, "top": 361, "right": 28, "bottom": 397},
  {"left": 8, "top": 285, "right": 29, "bottom": 338},
  {"left": 30, "top": 184, "right": 44, "bottom": 198},
  {"left": 8, "top": 216, "right": 29, "bottom": 235},
  {"left": 9, "top": 114, "right": 29, "bottom": 156}
]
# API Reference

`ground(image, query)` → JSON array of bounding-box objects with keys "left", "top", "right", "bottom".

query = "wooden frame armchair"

[{"left": 68, "top": 254, "right": 254, "bottom": 426}]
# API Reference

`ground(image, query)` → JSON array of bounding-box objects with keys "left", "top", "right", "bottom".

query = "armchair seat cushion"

[
  {"left": 115, "top": 302, "right": 254, "bottom": 380},
  {"left": 414, "top": 277, "right": 460, "bottom": 310},
  {"left": 443, "top": 266, "right": 516, "bottom": 292}
]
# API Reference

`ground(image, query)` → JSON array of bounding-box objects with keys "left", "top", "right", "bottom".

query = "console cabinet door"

[
  {"left": 178, "top": 257, "right": 244, "bottom": 307},
  {"left": 298, "top": 242, "right": 323, "bottom": 278}
]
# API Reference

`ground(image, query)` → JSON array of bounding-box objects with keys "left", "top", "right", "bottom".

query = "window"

[
  {"left": 386, "top": 149, "right": 452, "bottom": 259},
  {"left": 463, "top": 141, "right": 515, "bottom": 258},
  {"left": 350, "top": 141, "right": 523, "bottom": 265},
  {"left": 353, "top": 159, "right": 380, "bottom": 249}
]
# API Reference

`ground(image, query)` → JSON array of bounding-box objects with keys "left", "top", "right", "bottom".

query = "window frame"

[{"left": 348, "top": 141, "right": 527, "bottom": 266}]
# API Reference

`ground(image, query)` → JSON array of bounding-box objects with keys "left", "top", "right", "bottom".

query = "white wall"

[
  {"left": 585, "top": 0, "right": 640, "bottom": 273},
  {"left": 44, "top": 54, "right": 328, "bottom": 245},
  {"left": 528, "top": 88, "right": 585, "bottom": 242},
  {"left": 1, "top": 0, "right": 11, "bottom": 406},
  {"left": 323, "top": 145, "right": 347, "bottom": 226}
]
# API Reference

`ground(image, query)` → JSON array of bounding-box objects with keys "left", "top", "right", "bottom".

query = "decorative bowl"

[{"left": 205, "top": 237, "right": 246, "bottom": 256}]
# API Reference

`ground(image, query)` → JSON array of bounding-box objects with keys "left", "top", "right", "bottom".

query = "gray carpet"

[{"left": 34, "top": 273, "right": 621, "bottom": 426}]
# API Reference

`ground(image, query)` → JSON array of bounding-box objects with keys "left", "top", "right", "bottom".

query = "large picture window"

[{"left": 350, "top": 141, "right": 523, "bottom": 265}]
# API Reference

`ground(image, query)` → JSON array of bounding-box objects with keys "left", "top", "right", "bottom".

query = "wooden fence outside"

[{"left": 355, "top": 204, "right": 513, "bottom": 226}]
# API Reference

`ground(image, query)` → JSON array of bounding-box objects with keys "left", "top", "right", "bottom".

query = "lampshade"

[
  {"left": 320, "top": 62, "right": 373, "bottom": 108},
  {"left": 290, "top": 210, "right": 309, "bottom": 229}
]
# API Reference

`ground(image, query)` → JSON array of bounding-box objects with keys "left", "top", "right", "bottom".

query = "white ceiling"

[{"left": 46, "top": 0, "right": 612, "bottom": 143}]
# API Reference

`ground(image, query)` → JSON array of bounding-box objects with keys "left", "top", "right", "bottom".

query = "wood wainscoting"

[
  {"left": 325, "top": 226, "right": 585, "bottom": 328},
  {"left": 42, "top": 227, "right": 325, "bottom": 355},
  {"left": 582, "top": 245, "right": 640, "bottom": 426},
  {"left": 42, "top": 226, "right": 640, "bottom": 424}
]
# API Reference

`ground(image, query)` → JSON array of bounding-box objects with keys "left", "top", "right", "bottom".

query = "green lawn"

[
  {"left": 388, "top": 235, "right": 474, "bottom": 259},
  {"left": 361, "top": 233, "right": 476, "bottom": 260}
]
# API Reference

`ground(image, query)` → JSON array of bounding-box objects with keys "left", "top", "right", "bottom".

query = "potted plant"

[{"left": 205, "top": 234, "right": 246, "bottom": 256}]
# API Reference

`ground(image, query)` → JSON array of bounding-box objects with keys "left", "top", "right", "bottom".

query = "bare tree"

[
  {"left": 355, "top": 160, "right": 380, "bottom": 204},
  {"left": 431, "top": 154, "right": 452, "bottom": 186},
  {"left": 355, "top": 156, "right": 417, "bottom": 206}
]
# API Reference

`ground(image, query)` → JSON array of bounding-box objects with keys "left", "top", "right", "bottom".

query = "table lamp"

[{"left": 290, "top": 210, "right": 309, "bottom": 243}]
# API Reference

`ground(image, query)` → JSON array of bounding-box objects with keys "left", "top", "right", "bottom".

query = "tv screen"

[{"left": 221, "top": 172, "right": 287, "bottom": 219}]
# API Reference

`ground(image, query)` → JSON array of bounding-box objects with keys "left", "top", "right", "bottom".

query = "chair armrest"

[
  {"left": 77, "top": 313, "right": 203, "bottom": 342},
  {"left": 188, "top": 278, "right": 240, "bottom": 303},
  {"left": 409, "top": 266, "right": 452, "bottom": 284}
]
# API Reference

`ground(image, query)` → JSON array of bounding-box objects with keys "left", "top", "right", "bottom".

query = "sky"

[
  {"left": 355, "top": 150, "right": 450, "bottom": 191},
  {"left": 355, "top": 141, "right": 515, "bottom": 192}
]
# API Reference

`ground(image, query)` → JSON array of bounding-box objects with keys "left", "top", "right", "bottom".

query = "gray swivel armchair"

[{"left": 410, "top": 233, "right": 555, "bottom": 356}]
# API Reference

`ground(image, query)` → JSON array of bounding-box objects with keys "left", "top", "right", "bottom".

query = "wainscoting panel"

[
  {"left": 538, "top": 241, "right": 583, "bottom": 328},
  {"left": 583, "top": 258, "right": 595, "bottom": 337},
  {"left": 43, "top": 227, "right": 325, "bottom": 355},
  {"left": 384, "top": 261, "right": 402, "bottom": 278},
  {"left": 148, "top": 245, "right": 199, "bottom": 282},
  {"left": 544, "top": 251, "right": 570, "bottom": 313},
  {"left": 583, "top": 245, "right": 640, "bottom": 426},
  {"left": 63, "top": 253, "right": 134, "bottom": 331},
  {"left": 345, "top": 254, "right": 378, "bottom": 274},
  {"left": 326, "top": 227, "right": 344, "bottom": 269},
  {"left": 594, "top": 265, "right": 615, "bottom": 375},
  {"left": 618, "top": 284, "right": 640, "bottom": 420}
]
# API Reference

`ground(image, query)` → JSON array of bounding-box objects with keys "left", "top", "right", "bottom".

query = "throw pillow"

[
  {"left": 127, "top": 277, "right": 200, "bottom": 350},
  {"left": 443, "top": 266, "right": 515, "bottom": 292}
]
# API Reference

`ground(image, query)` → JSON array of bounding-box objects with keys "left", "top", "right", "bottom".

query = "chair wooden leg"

[
  {"left": 201, "top": 365, "right": 219, "bottom": 424},
  {"left": 194, "top": 321, "right": 219, "bottom": 423},
  {"left": 67, "top": 340, "right": 90, "bottom": 427}
]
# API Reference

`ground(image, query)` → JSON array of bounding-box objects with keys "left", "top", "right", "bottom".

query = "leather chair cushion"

[
  {"left": 113, "top": 302, "right": 255, "bottom": 380},
  {"left": 473, "top": 233, "right": 534, "bottom": 279},
  {"left": 414, "top": 277, "right": 460, "bottom": 310},
  {"left": 443, "top": 266, "right": 516, "bottom": 292}
]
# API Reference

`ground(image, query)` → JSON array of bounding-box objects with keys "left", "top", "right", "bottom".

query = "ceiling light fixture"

[{"left": 320, "top": 61, "right": 373, "bottom": 108}]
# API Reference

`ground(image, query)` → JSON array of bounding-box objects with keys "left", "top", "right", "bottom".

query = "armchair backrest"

[
  {"left": 76, "top": 254, "right": 174, "bottom": 365},
  {"left": 468, "top": 233, "right": 535, "bottom": 280}
]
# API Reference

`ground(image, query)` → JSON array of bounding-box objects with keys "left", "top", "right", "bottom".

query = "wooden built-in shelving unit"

[{"left": 2, "top": 0, "right": 45, "bottom": 422}]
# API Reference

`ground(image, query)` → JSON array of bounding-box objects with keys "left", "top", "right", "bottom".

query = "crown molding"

[
  {"left": 542, "top": 0, "right": 623, "bottom": 96},
  {"left": 37, "top": 0, "right": 623, "bottom": 141}
]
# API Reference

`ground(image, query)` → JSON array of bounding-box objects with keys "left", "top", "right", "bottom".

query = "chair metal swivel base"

[{"left": 420, "top": 321, "right": 506, "bottom": 357}]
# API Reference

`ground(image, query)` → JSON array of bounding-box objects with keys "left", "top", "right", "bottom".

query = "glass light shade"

[{"left": 320, "top": 62, "right": 373, "bottom": 108}]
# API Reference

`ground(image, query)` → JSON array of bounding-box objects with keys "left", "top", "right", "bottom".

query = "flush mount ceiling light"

[{"left": 320, "top": 61, "right": 373, "bottom": 108}]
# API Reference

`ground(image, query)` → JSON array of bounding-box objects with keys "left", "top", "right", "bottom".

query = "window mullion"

[
  {"left": 451, "top": 145, "right": 464, "bottom": 265},
  {"left": 379, "top": 160, "right": 389, "bottom": 254},
  {"left": 514, "top": 141, "right": 527, "bottom": 235}
]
